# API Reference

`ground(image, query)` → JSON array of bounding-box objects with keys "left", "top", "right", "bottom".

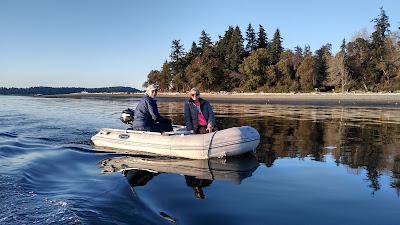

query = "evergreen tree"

[
  {"left": 185, "top": 48, "right": 224, "bottom": 91},
  {"left": 144, "top": 70, "right": 161, "bottom": 88},
  {"left": 304, "top": 45, "right": 312, "bottom": 56},
  {"left": 340, "top": 38, "right": 347, "bottom": 54},
  {"left": 274, "top": 50, "right": 298, "bottom": 91},
  {"left": 377, "top": 36, "right": 400, "bottom": 90},
  {"left": 293, "top": 46, "right": 304, "bottom": 73},
  {"left": 269, "top": 28, "right": 284, "bottom": 65},
  {"left": 294, "top": 46, "right": 303, "bottom": 58},
  {"left": 371, "top": 7, "right": 390, "bottom": 53},
  {"left": 239, "top": 48, "right": 270, "bottom": 91},
  {"left": 245, "top": 23, "right": 257, "bottom": 54},
  {"left": 144, "top": 7, "right": 398, "bottom": 93},
  {"left": 216, "top": 26, "right": 234, "bottom": 61},
  {"left": 215, "top": 26, "right": 244, "bottom": 71},
  {"left": 169, "top": 40, "right": 187, "bottom": 91},
  {"left": 313, "top": 43, "right": 332, "bottom": 88},
  {"left": 159, "top": 61, "right": 171, "bottom": 91},
  {"left": 370, "top": 7, "right": 391, "bottom": 86},
  {"left": 185, "top": 42, "right": 201, "bottom": 66},
  {"left": 170, "top": 40, "right": 185, "bottom": 63},
  {"left": 199, "top": 30, "right": 213, "bottom": 53},
  {"left": 227, "top": 26, "right": 245, "bottom": 71},
  {"left": 346, "top": 37, "right": 374, "bottom": 91},
  {"left": 190, "top": 42, "right": 201, "bottom": 56},
  {"left": 257, "top": 25, "right": 268, "bottom": 49}
]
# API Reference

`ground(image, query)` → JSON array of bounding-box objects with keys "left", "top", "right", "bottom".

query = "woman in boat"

[
  {"left": 131, "top": 84, "right": 172, "bottom": 132},
  {"left": 184, "top": 87, "right": 216, "bottom": 134}
]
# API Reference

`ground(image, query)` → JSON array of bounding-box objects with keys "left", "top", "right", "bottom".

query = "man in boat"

[
  {"left": 184, "top": 87, "right": 216, "bottom": 134},
  {"left": 131, "top": 84, "right": 173, "bottom": 132}
]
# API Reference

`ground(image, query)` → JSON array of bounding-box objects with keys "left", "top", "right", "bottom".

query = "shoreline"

[{"left": 40, "top": 92, "right": 400, "bottom": 107}]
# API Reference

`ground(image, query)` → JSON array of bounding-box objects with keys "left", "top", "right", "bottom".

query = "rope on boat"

[{"left": 207, "top": 131, "right": 218, "bottom": 158}]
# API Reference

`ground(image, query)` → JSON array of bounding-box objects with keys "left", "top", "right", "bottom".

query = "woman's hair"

[
  {"left": 189, "top": 87, "right": 200, "bottom": 95},
  {"left": 146, "top": 84, "right": 159, "bottom": 95}
]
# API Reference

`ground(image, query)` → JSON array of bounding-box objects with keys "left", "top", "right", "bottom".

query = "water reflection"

[
  {"left": 99, "top": 153, "right": 259, "bottom": 200},
  {"left": 158, "top": 103, "right": 400, "bottom": 195}
]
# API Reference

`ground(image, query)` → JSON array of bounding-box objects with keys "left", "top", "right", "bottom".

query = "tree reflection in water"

[{"left": 159, "top": 103, "right": 400, "bottom": 195}]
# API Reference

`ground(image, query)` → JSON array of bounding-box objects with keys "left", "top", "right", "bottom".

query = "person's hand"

[{"left": 206, "top": 124, "right": 213, "bottom": 133}]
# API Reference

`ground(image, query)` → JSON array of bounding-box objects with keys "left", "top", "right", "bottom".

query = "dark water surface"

[{"left": 1, "top": 96, "right": 400, "bottom": 225}]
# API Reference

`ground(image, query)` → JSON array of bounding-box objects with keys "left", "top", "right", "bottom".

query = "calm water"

[{"left": 1, "top": 96, "right": 400, "bottom": 225}]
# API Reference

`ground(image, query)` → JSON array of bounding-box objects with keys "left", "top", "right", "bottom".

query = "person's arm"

[
  {"left": 206, "top": 102, "right": 216, "bottom": 132},
  {"left": 184, "top": 102, "right": 194, "bottom": 132}
]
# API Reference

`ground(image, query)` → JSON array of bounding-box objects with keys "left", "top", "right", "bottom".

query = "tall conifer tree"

[
  {"left": 257, "top": 25, "right": 268, "bottom": 49},
  {"left": 199, "top": 30, "right": 213, "bottom": 52},
  {"left": 170, "top": 40, "right": 187, "bottom": 91},
  {"left": 245, "top": 23, "right": 257, "bottom": 53},
  {"left": 269, "top": 28, "right": 283, "bottom": 64},
  {"left": 371, "top": 7, "right": 390, "bottom": 52},
  {"left": 227, "top": 26, "right": 245, "bottom": 71}
]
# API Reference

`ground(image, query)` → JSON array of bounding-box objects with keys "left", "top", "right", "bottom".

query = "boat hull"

[{"left": 91, "top": 126, "right": 260, "bottom": 159}]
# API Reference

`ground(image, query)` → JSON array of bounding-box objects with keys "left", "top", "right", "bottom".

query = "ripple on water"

[{"left": 0, "top": 175, "right": 82, "bottom": 224}]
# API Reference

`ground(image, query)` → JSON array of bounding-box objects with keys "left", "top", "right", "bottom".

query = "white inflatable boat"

[{"left": 91, "top": 125, "right": 260, "bottom": 159}]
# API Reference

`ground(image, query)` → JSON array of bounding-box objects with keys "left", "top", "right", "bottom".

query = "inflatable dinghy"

[
  {"left": 91, "top": 108, "right": 260, "bottom": 159},
  {"left": 91, "top": 125, "right": 260, "bottom": 159}
]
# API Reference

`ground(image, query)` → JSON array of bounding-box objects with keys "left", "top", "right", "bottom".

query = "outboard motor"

[{"left": 120, "top": 108, "right": 135, "bottom": 125}]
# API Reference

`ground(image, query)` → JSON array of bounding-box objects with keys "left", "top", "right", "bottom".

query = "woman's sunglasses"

[{"left": 191, "top": 93, "right": 199, "bottom": 97}]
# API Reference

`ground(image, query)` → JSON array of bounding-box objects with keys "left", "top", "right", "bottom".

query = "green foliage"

[
  {"left": 216, "top": 26, "right": 245, "bottom": 71},
  {"left": 144, "top": 70, "right": 161, "bottom": 88},
  {"left": 297, "top": 54, "right": 315, "bottom": 91},
  {"left": 239, "top": 48, "right": 269, "bottom": 91},
  {"left": 313, "top": 43, "right": 332, "bottom": 88},
  {"left": 269, "top": 29, "right": 283, "bottom": 65},
  {"left": 346, "top": 37, "right": 372, "bottom": 90},
  {"left": 245, "top": 23, "right": 257, "bottom": 54},
  {"left": 169, "top": 40, "right": 188, "bottom": 92},
  {"left": 257, "top": 25, "right": 268, "bottom": 49},
  {"left": 159, "top": 62, "right": 171, "bottom": 91},
  {"left": 275, "top": 51, "right": 298, "bottom": 90},
  {"left": 199, "top": 30, "right": 213, "bottom": 52},
  {"left": 185, "top": 48, "right": 224, "bottom": 91},
  {"left": 371, "top": 7, "right": 390, "bottom": 53},
  {"left": 143, "top": 7, "right": 400, "bottom": 93}
]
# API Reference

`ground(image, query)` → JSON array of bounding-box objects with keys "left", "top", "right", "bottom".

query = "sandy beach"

[{"left": 41, "top": 92, "right": 400, "bottom": 107}]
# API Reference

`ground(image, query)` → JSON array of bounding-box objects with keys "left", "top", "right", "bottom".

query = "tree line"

[
  {"left": 0, "top": 86, "right": 140, "bottom": 95},
  {"left": 144, "top": 8, "right": 400, "bottom": 93}
]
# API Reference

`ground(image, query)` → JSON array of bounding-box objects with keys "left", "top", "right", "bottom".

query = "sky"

[{"left": 0, "top": 0, "right": 399, "bottom": 89}]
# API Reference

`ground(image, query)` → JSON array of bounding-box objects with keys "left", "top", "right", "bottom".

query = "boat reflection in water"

[{"left": 99, "top": 153, "right": 259, "bottom": 200}]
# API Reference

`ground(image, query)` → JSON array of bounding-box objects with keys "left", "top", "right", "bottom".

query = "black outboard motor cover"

[{"left": 120, "top": 108, "right": 135, "bottom": 125}]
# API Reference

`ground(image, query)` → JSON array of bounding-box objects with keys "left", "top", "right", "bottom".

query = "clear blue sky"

[{"left": 0, "top": 0, "right": 399, "bottom": 89}]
